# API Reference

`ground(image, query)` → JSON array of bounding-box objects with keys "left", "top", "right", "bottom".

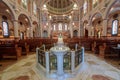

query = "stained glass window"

[
  {"left": 53, "top": 24, "right": 56, "bottom": 30},
  {"left": 22, "top": 0, "right": 27, "bottom": 9},
  {"left": 83, "top": 0, "right": 87, "bottom": 14},
  {"left": 33, "top": 1, "right": 37, "bottom": 15},
  {"left": 58, "top": 23, "right": 62, "bottom": 30},
  {"left": 65, "top": 24, "right": 68, "bottom": 30},
  {"left": 93, "top": 0, "right": 98, "bottom": 8}
]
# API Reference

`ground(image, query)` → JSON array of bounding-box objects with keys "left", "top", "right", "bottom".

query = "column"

[
  {"left": 102, "top": 19, "right": 108, "bottom": 36},
  {"left": 38, "top": 8, "right": 42, "bottom": 37},
  {"left": 45, "top": 51, "right": 50, "bottom": 73},
  {"left": 69, "top": 21, "right": 73, "bottom": 38},
  {"left": 13, "top": 20, "right": 19, "bottom": 38},
  {"left": 78, "top": 8, "right": 80, "bottom": 37},
  {"left": 71, "top": 51, "right": 75, "bottom": 72},
  {"left": 82, "top": 47, "right": 84, "bottom": 63},
  {"left": 36, "top": 47, "right": 39, "bottom": 63},
  {"left": 56, "top": 54, "right": 64, "bottom": 75},
  {"left": 40, "top": 12, "right": 43, "bottom": 37},
  {"left": 48, "top": 22, "right": 51, "bottom": 38},
  {"left": 30, "top": 26, "right": 33, "bottom": 38}
]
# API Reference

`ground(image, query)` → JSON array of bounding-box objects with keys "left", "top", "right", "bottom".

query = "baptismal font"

[{"left": 36, "top": 34, "right": 84, "bottom": 79}]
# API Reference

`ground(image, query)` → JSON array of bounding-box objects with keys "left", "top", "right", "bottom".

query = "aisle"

[{"left": 0, "top": 53, "right": 120, "bottom": 80}]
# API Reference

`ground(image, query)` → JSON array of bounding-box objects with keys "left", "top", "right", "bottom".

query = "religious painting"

[{"left": 83, "top": 0, "right": 87, "bottom": 15}]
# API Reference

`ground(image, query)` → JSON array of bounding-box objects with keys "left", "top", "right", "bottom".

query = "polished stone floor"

[{"left": 0, "top": 52, "right": 120, "bottom": 80}]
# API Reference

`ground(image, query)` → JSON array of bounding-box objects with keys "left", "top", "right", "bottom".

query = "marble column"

[
  {"left": 82, "top": 47, "right": 84, "bottom": 63},
  {"left": 13, "top": 20, "right": 19, "bottom": 38},
  {"left": 71, "top": 51, "right": 75, "bottom": 72},
  {"left": 56, "top": 53, "right": 64, "bottom": 75},
  {"left": 40, "top": 12, "right": 43, "bottom": 37},
  {"left": 48, "top": 22, "right": 51, "bottom": 38},
  {"left": 102, "top": 19, "right": 108, "bottom": 36},
  {"left": 69, "top": 21, "right": 73, "bottom": 38},
  {"left": 78, "top": 8, "right": 80, "bottom": 37},
  {"left": 45, "top": 51, "right": 50, "bottom": 73},
  {"left": 30, "top": 26, "right": 33, "bottom": 38}
]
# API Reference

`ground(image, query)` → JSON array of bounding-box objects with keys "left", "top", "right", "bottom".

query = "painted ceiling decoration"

[{"left": 46, "top": 0, "right": 74, "bottom": 15}]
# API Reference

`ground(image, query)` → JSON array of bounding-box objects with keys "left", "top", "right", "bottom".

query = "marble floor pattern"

[{"left": 0, "top": 53, "right": 120, "bottom": 80}]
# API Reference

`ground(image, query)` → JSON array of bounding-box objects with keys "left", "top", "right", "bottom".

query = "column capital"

[
  {"left": 13, "top": 20, "right": 19, "bottom": 22},
  {"left": 103, "top": 18, "right": 109, "bottom": 21}
]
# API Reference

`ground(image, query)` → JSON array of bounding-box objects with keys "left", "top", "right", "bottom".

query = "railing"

[
  {"left": 36, "top": 44, "right": 84, "bottom": 75},
  {"left": 37, "top": 45, "right": 46, "bottom": 68},
  {"left": 49, "top": 53, "right": 57, "bottom": 71},
  {"left": 75, "top": 49, "right": 83, "bottom": 67},
  {"left": 63, "top": 51, "right": 71, "bottom": 71}
]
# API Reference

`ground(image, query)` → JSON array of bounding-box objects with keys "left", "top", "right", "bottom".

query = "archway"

[
  {"left": 85, "top": 29, "right": 88, "bottom": 37},
  {"left": 106, "top": 1, "right": 120, "bottom": 36},
  {"left": 91, "top": 13, "right": 103, "bottom": 38},
  {"left": 73, "top": 30, "right": 78, "bottom": 37},
  {"left": 33, "top": 21, "right": 38, "bottom": 37},
  {"left": 43, "top": 30, "right": 48, "bottom": 38},
  {"left": 83, "top": 20, "right": 88, "bottom": 37},
  {"left": 0, "top": 1, "right": 15, "bottom": 38},
  {"left": 18, "top": 14, "right": 31, "bottom": 39}
]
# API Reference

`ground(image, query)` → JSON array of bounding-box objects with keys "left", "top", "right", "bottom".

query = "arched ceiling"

[
  {"left": 0, "top": 2, "right": 13, "bottom": 20},
  {"left": 47, "top": 0, "right": 73, "bottom": 9},
  {"left": 109, "top": 1, "right": 120, "bottom": 17},
  {"left": 46, "top": 0, "right": 74, "bottom": 15}
]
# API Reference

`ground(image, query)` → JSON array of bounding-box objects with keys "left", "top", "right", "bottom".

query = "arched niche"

[
  {"left": 0, "top": 1, "right": 15, "bottom": 38},
  {"left": 32, "top": 21, "right": 38, "bottom": 37},
  {"left": 43, "top": 30, "right": 48, "bottom": 38},
  {"left": 83, "top": 20, "right": 88, "bottom": 37},
  {"left": 73, "top": 30, "right": 78, "bottom": 37},
  {"left": 91, "top": 13, "right": 103, "bottom": 37},
  {"left": 107, "top": 1, "right": 120, "bottom": 36},
  {"left": 18, "top": 14, "right": 31, "bottom": 38}
]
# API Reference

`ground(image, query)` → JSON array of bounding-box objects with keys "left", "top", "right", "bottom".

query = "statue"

[{"left": 57, "top": 33, "right": 64, "bottom": 45}]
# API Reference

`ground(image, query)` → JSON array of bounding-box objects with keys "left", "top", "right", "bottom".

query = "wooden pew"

[
  {"left": 17, "top": 40, "right": 29, "bottom": 55},
  {"left": 0, "top": 42, "right": 21, "bottom": 60}
]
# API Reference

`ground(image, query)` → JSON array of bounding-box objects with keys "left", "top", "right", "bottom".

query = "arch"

[
  {"left": 104, "top": 0, "right": 118, "bottom": 19},
  {"left": 32, "top": 21, "right": 38, "bottom": 37},
  {"left": 90, "top": 12, "right": 103, "bottom": 37},
  {"left": 2, "top": 0, "right": 16, "bottom": 20},
  {"left": 73, "top": 30, "right": 78, "bottom": 37},
  {"left": 40, "top": 0, "right": 79, "bottom": 8},
  {"left": 18, "top": 14, "right": 31, "bottom": 38},
  {"left": 90, "top": 12, "right": 103, "bottom": 25},
  {"left": 0, "top": 1, "right": 17, "bottom": 37},
  {"left": 83, "top": 20, "right": 88, "bottom": 24},
  {"left": 85, "top": 29, "right": 88, "bottom": 37},
  {"left": 43, "top": 30, "right": 48, "bottom": 38},
  {"left": 18, "top": 13, "right": 32, "bottom": 27}
]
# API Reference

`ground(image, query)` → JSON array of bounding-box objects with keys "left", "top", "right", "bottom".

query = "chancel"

[{"left": 0, "top": 0, "right": 120, "bottom": 80}]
